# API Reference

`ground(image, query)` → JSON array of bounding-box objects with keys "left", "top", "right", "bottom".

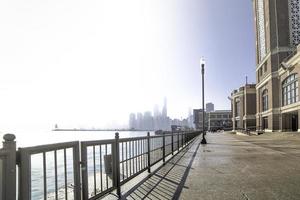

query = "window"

[
  {"left": 235, "top": 101, "right": 240, "bottom": 117},
  {"left": 282, "top": 74, "right": 299, "bottom": 106},
  {"left": 262, "top": 89, "right": 268, "bottom": 111}
]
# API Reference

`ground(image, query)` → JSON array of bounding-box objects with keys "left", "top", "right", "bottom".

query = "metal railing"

[
  {"left": 0, "top": 131, "right": 200, "bottom": 200},
  {"left": 18, "top": 141, "right": 81, "bottom": 200}
]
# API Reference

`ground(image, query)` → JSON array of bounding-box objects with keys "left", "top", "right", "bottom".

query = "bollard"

[{"left": 2, "top": 134, "right": 16, "bottom": 200}]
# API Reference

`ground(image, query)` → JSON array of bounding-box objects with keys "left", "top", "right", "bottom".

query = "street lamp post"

[{"left": 200, "top": 58, "right": 207, "bottom": 144}]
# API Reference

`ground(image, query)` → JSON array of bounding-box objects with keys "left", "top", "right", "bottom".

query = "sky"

[{"left": 0, "top": 0, "right": 255, "bottom": 132}]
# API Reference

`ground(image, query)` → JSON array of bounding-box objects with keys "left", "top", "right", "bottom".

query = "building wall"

[
  {"left": 253, "top": 0, "right": 298, "bottom": 131},
  {"left": 231, "top": 84, "right": 257, "bottom": 131}
]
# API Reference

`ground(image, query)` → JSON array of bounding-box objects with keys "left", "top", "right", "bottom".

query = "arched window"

[
  {"left": 262, "top": 89, "right": 268, "bottom": 111},
  {"left": 282, "top": 74, "right": 299, "bottom": 106}
]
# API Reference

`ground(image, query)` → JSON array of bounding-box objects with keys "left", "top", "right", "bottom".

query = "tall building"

[
  {"left": 253, "top": 0, "right": 300, "bottom": 131},
  {"left": 129, "top": 113, "right": 137, "bottom": 129},
  {"left": 143, "top": 111, "right": 154, "bottom": 130},
  {"left": 206, "top": 102, "right": 214, "bottom": 112},
  {"left": 136, "top": 112, "right": 143, "bottom": 130},
  {"left": 162, "top": 97, "right": 167, "bottom": 117}
]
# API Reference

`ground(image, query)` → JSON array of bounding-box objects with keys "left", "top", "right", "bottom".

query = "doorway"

[
  {"left": 292, "top": 114, "right": 298, "bottom": 131},
  {"left": 262, "top": 117, "right": 268, "bottom": 130}
]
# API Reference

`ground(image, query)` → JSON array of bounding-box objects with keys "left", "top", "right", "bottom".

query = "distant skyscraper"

[
  {"left": 143, "top": 111, "right": 154, "bottom": 130},
  {"left": 153, "top": 104, "right": 160, "bottom": 117},
  {"left": 162, "top": 97, "right": 167, "bottom": 117},
  {"left": 136, "top": 112, "right": 143, "bottom": 130},
  {"left": 206, "top": 102, "right": 214, "bottom": 112},
  {"left": 129, "top": 113, "right": 136, "bottom": 129}
]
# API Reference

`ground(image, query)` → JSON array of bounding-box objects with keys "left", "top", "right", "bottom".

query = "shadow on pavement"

[{"left": 121, "top": 138, "right": 201, "bottom": 200}]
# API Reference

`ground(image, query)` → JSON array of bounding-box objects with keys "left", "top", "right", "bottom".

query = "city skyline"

[{"left": 129, "top": 98, "right": 193, "bottom": 130}]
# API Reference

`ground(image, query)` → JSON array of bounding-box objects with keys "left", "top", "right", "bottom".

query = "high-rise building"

[
  {"left": 253, "top": 0, "right": 300, "bottom": 131},
  {"left": 153, "top": 104, "right": 160, "bottom": 117},
  {"left": 129, "top": 113, "right": 137, "bottom": 129},
  {"left": 206, "top": 102, "right": 214, "bottom": 112},
  {"left": 143, "top": 111, "right": 154, "bottom": 130},
  {"left": 136, "top": 112, "right": 143, "bottom": 130},
  {"left": 162, "top": 97, "right": 167, "bottom": 117}
]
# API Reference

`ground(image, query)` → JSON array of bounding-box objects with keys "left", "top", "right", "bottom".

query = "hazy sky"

[{"left": 0, "top": 0, "right": 255, "bottom": 131}]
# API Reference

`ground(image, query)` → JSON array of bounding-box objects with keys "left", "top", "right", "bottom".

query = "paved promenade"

[
  {"left": 181, "top": 132, "right": 300, "bottom": 200},
  {"left": 105, "top": 132, "right": 300, "bottom": 200}
]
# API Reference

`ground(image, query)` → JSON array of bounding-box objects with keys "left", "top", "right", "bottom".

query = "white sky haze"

[{"left": 0, "top": 0, "right": 255, "bottom": 132}]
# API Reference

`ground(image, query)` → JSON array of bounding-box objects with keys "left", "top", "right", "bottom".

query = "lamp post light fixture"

[{"left": 200, "top": 57, "right": 207, "bottom": 144}]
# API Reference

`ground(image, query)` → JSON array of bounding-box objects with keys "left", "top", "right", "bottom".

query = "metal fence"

[{"left": 0, "top": 131, "right": 200, "bottom": 200}]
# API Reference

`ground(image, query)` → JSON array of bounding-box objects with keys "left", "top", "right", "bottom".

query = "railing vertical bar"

[
  {"left": 137, "top": 140, "right": 139, "bottom": 172},
  {"left": 144, "top": 139, "right": 147, "bottom": 169},
  {"left": 93, "top": 145, "right": 97, "bottom": 196},
  {"left": 81, "top": 143, "right": 88, "bottom": 200},
  {"left": 139, "top": 139, "right": 142, "bottom": 170},
  {"left": 54, "top": 150, "right": 58, "bottom": 200},
  {"left": 162, "top": 133, "right": 165, "bottom": 164},
  {"left": 171, "top": 133, "right": 174, "bottom": 155},
  {"left": 135, "top": 140, "right": 138, "bottom": 173},
  {"left": 99, "top": 145, "right": 103, "bottom": 192},
  {"left": 144, "top": 139, "right": 146, "bottom": 169},
  {"left": 105, "top": 144, "right": 108, "bottom": 189},
  {"left": 140, "top": 139, "right": 142, "bottom": 170},
  {"left": 147, "top": 132, "right": 151, "bottom": 173},
  {"left": 64, "top": 148, "right": 68, "bottom": 200},
  {"left": 129, "top": 141, "right": 131, "bottom": 177},
  {"left": 122, "top": 142, "right": 124, "bottom": 181},
  {"left": 131, "top": 141, "right": 134, "bottom": 175},
  {"left": 125, "top": 142, "right": 128, "bottom": 179},
  {"left": 177, "top": 133, "right": 180, "bottom": 152},
  {"left": 43, "top": 152, "right": 47, "bottom": 200}
]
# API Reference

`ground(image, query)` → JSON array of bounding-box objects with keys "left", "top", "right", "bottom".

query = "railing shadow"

[{"left": 121, "top": 138, "right": 201, "bottom": 200}]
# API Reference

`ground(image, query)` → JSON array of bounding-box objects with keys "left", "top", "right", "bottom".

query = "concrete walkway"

[
  {"left": 181, "top": 132, "right": 300, "bottom": 200},
  {"left": 121, "top": 137, "right": 200, "bottom": 200},
  {"left": 105, "top": 132, "right": 300, "bottom": 199}
]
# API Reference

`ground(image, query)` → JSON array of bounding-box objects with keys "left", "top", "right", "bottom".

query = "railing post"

[
  {"left": 113, "top": 132, "right": 121, "bottom": 198},
  {"left": 73, "top": 142, "right": 81, "bottom": 200},
  {"left": 2, "top": 134, "right": 16, "bottom": 200},
  {"left": 162, "top": 132, "right": 165, "bottom": 164},
  {"left": 147, "top": 132, "right": 151, "bottom": 173},
  {"left": 171, "top": 132, "right": 174, "bottom": 155},
  {"left": 80, "top": 142, "right": 89, "bottom": 200}
]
